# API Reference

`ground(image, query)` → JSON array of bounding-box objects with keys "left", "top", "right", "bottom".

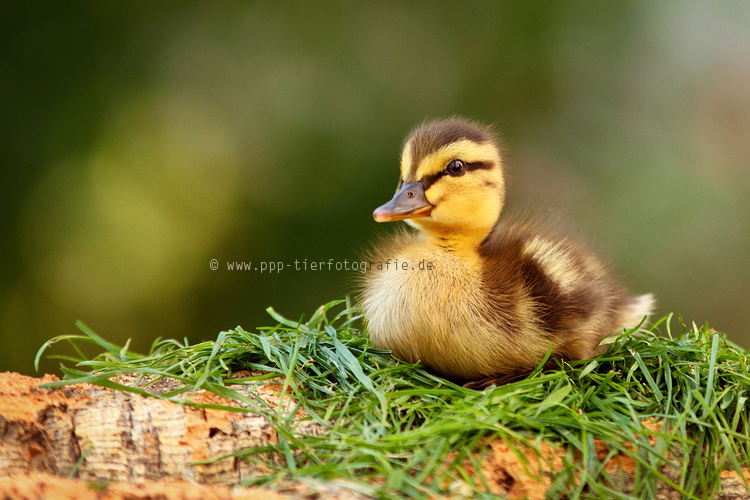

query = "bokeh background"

[{"left": 2, "top": 2, "right": 749, "bottom": 376}]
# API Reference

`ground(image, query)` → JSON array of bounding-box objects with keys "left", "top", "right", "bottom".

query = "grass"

[{"left": 36, "top": 298, "right": 749, "bottom": 499}]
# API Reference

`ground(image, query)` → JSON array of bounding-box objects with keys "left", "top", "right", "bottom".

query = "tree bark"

[{"left": 0, "top": 372, "right": 747, "bottom": 500}]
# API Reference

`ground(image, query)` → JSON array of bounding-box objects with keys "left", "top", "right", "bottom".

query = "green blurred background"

[{"left": 2, "top": 2, "right": 749, "bottom": 376}]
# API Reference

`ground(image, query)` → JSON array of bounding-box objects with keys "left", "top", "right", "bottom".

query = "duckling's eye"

[{"left": 447, "top": 159, "right": 466, "bottom": 176}]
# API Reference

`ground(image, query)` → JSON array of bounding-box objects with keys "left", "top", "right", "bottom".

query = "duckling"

[{"left": 361, "top": 117, "right": 654, "bottom": 387}]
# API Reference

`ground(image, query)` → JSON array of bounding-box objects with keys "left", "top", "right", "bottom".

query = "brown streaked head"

[
  {"left": 400, "top": 117, "right": 496, "bottom": 183},
  {"left": 373, "top": 117, "right": 506, "bottom": 244}
]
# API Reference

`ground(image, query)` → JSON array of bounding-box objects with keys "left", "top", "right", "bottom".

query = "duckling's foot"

[{"left": 463, "top": 372, "right": 531, "bottom": 390}]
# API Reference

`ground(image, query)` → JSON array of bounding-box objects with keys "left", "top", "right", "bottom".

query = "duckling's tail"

[{"left": 618, "top": 293, "right": 656, "bottom": 329}]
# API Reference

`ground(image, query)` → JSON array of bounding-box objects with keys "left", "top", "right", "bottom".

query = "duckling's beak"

[{"left": 373, "top": 181, "right": 433, "bottom": 223}]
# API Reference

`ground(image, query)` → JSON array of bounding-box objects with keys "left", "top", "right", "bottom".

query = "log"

[
  {"left": 0, "top": 372, "right": 363, "bottom": 500},
  {"left": 0, "top": 474, "right": 285, "bottom": 500},
  {"left": 0, "top": 372, "right": 748, "bottom": 500}
]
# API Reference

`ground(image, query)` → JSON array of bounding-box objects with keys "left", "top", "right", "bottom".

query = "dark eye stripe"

[
  {"left": 420, "top": 160, "right": 497, "bottom": 190},
  {"left": 466, "top": 161, "right": 494, "bottom": 171},
  {"left": 421, "top": 173, "right": 444, "bottom": 190}
]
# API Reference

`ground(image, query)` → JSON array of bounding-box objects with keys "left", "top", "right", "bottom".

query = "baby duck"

[{"left": 361, "top": 117, "right": 654, "bottom": 386}]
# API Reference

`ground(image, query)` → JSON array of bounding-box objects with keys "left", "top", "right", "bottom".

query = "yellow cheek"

[
  {"left": 426, "top": 175, "right": 487, "bottom": 207},
  {"left": 424, "top": 181, "right": 448, "bottom": 206},
  {"left": 426, "top": 179, "right": 501, "bottom": 228}
]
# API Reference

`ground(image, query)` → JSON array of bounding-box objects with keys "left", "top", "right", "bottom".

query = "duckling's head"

[{"left": 374, "top": 118, "right": 505, "bottom": 245}]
